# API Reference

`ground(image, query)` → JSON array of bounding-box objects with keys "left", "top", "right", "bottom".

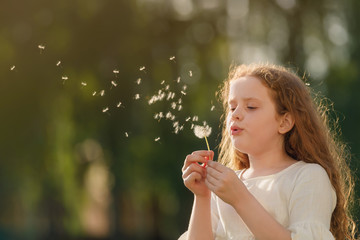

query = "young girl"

[{"left": 180, "top": 63, "right": 357, "bottom": 240}]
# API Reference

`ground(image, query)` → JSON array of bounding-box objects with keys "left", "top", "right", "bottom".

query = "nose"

[{"left": 231, "top": 107, "right": 244, "bottom": 120}]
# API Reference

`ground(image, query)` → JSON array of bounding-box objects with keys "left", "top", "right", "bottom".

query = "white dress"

[{"left": 179, "top": 161, "right": 336, "bottom": 240}]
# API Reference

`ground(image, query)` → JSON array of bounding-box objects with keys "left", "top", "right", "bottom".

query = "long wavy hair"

[{"left": 217, "top": 63, "right": 357, "bottom": 240}]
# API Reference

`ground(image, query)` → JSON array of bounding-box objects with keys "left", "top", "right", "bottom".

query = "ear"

[{"left": 278, "top": 112, "right": 295, "bottom": 134}]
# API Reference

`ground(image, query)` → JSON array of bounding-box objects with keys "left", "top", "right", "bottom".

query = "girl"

[{"left": 180, "top": 63, "right": 357, "bottom": 240}]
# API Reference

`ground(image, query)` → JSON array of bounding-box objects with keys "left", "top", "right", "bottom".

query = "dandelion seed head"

[{"left": 194, "top": 124, "right": 212, "bottom": 139}]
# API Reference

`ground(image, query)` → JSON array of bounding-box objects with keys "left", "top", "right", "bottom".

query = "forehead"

[{"left": 229, "top": 76, "right": 270, "bottom": 101}]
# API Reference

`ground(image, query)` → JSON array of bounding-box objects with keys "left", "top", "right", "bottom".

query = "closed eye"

[{"left": 247, "top": 106, "right": 257, "bottom": 110}]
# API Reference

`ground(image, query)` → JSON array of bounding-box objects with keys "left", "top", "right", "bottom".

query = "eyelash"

[{"left": 229, "top": 106, "right": 257, "bottom": 112}]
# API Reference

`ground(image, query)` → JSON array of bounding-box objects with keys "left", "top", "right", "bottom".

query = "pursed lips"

[{"left": 230, "top": 125, "right": 243, "bottom": 135}]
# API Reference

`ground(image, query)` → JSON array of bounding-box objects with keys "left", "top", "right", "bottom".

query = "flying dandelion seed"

[
  {"left": 10, "top": 65, "right": 15, "bottom": 71},
  {"left": 166, "top": 111, "right": 174, "bottom": 120},
  {"left": 102, "top": 107, "right": 109, "bottom": 113},
  {"left": 189, "top": 71, "right": 193, "bottom": 77},
  {"left": 211, "top": 105, "right": 215, "bottom": 111},
  {"left": 100, "top": 90, "right": 105, "bottom": 96},
  {"left": 117, "top": 102, "right": 123, "bottom": 108},
  {"left": 185, "top": 117, "right": 191, "bottom": 122},
  {"left": 139, "top": 66, "right": 146, "bottom": 72},
  {"left": 136, "top": 78, "right": 141, "bottom": 85},
  {"left": 183, "top": 85, "right": 187, "bottom": 91},
  {"left": 92, "top": 91, "right": 97, "bottom": 96},
  {"left": 113, "top": 69, "right": 119, "bottom": 74},
  {"left": 181, "top": 91, "right": 186, "bottom": 95},
  {"left": 176, "top": 77, "right": 181, "bottom": 83},
  {"left": 161, "top": 80, "right": 165, "bottom": 85},
  {"left": 178, "top": 98, "right": 182, "bottom": 104},
  {"left": 111, "top": 81, "right": 117, "bottom": 87},
  {"left": 169, "top": 56, "right": 176, "bottom": 61},
  {"left": 81, "top": 82, "right": 87, "bottom": 87},
  {"left": 62, "top": 76, "right": 68, "bottom": 84},
  {"left": 56, "top": 61, "right": 61, "bottom": 67},
  {"left": 171, "top": 102, "right": 177, "bottom": 110},
  {"left": 134, "top": 94, "right": 140, "bottom": 100},
  {"left": 38, "top": 44, "right": 45, "bottom": 53},
  {"left": 192, "top": 116, "right": 199, "bottom": 122},
  {"left": 165, "top": 85, "right": 170, "bottom": 91},
  {"left": 191, "top": 123, "right": 194, "bottom": 129},
  {"left": 305, "top": 83, "right": 310, "bottom": 86},
  {"left": 125, "top": 132, "right": 129, "bottom": 137},
  {"left": 155, "top": 137, "right": 161, "bottom": 142},
  {"left": 178, "top": 105, "right": 183, "bottom": 111}
]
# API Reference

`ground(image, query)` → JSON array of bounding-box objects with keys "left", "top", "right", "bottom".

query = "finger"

[
  {"left": 182, "top": 153, "right": 209, "bottom": 171},
  {"left": 206, "top": 172, "right": 219, "bottom": 186},
  {"left": 192, "top": 150, "right": 214, "bottom": 160},
  {"left": 207, "top": 160, "right": 227, "bottom": 173},
  {"left": 182, "top": 163, "right": 206, "bottom": 179},
  {"left": 206, "top": 166, "right": 222, "bottom": 180},
  {"left": 205, "top": 177, "right": 216, "bottom": 191},
  {"left": 184, "top": 172, "right": 202, "bottom": 187}
]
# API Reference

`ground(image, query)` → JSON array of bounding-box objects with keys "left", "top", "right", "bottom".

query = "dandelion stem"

[{"left": 204, "top": 136, "right": 210, "bottom": 152}]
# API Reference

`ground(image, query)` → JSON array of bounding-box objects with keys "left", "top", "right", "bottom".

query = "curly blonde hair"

[{"left": 217, "top": 63, "right": 357, "bottom": 240}]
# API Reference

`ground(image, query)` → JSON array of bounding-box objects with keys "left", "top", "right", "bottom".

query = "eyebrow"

[{"left": 228, "top": 97, "right": 261, "bottom": 104}]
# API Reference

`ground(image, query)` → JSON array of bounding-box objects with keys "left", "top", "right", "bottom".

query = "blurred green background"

[{"left": 0, "top": 0, "right": 359, "bottom": 239}]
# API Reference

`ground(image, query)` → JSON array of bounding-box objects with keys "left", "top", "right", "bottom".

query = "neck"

[{"left": 247, "top": 147, "right": 291, "bottom": 171}]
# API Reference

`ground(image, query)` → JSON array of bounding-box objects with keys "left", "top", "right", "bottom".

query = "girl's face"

[{"left": 227, "top": 76, "right": 283, "bottom": 156}]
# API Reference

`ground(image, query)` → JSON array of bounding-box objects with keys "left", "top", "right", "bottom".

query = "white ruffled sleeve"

[{"left": 288, "top": 164, "right": 336, "bottom": 240}]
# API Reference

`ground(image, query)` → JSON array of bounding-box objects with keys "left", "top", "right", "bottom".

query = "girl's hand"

[
  {"left": 182, "top": 150, "right": 214, "bottom": 198},
  {"left": 205, "top": 160, "right": 245, "bottom": 206}
]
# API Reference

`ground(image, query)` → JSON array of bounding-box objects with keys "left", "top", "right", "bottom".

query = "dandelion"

[
  {"left": 111, "top": 81, "right": 117, "bottom": 87},
  {"left": 81, "top": 82, "right": 87, "bottom": 87},
  {"left": 155, "top": 137, "right": 161, "bottom": 142},
  {"left": 56, "top": 61, "right": 61, "bottom": 67},
  {"left": 193, "top": 123, "right": 212, "bottom": 162},
  {"left": 189, "top": 70, "right": 193, "bottom": 77},
  {"left": 92, "top": 91, "right": 97, "bottom": 96},
  {"left": 10, "top": 65, "right": 15, "bottom": 71},
  {"left": 102, "top": 107, "right": 109, "bottom": 113},
  {"left": 100, "top": 90, "right": 105, "bottom": 96},
  {"left": 136, "top": 78, "right": 141, "bottom": 85},
  {"left": 134, "top": 93, "right": 140, "bottom": 100}
]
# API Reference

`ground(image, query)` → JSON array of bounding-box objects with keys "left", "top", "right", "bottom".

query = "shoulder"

[{"left": 292, "top": 162, "right": 330, "bottom": 182}]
